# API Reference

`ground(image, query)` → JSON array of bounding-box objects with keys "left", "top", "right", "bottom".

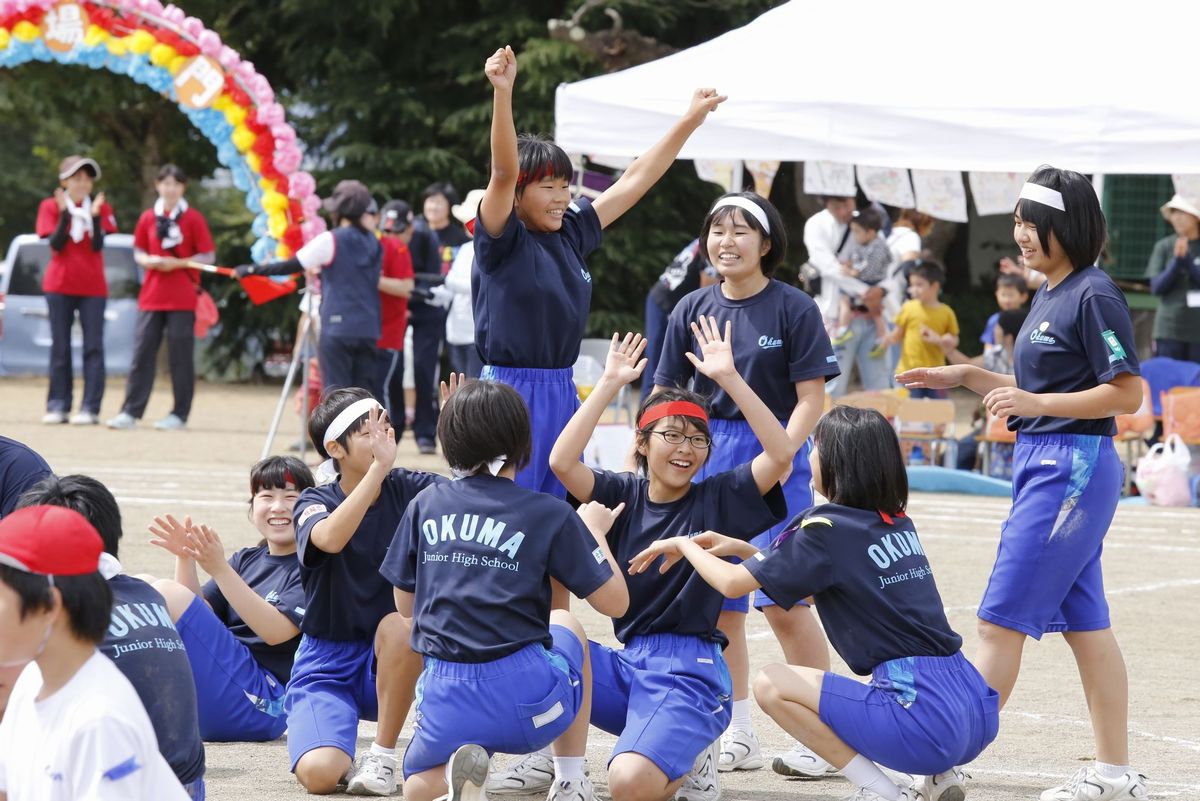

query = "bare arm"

[
  {"left": 591, "top": 89, "right": 726, "bottom": 230},
  {"left": 785, "top": 378, "right": 825, "bottom": 452},
  {"left": 309, "top": 408, "right": 396, "bottom": 554},
  {"left": 394, "top": 588, "right": 414, "bottom": 617},
  {"left": 984, "top": 371, "right": 1141, "bottom": 420},
  {"left": 479, "top": 47, "right": 518, "bottom": 238},
  {"left": 628, "top": 535, "right": 760, "bottom": 599},
  {"left": 576, "top": 502, "right": 629, "bottom": 618},
  {"left": 896, "top": 363, "right": 1016, "bottom": 397},
  {"left": 378, "top": 276, "right": 414, "bottom": 297}
]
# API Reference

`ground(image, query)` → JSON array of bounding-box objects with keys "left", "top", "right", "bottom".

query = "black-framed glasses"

[{"left": 649, "top": 429, "right": 711, "bottom": 450}]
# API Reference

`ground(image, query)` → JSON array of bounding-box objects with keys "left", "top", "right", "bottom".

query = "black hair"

[
  {"left": 250, "top": 456, "right": 315, "bottom": 498},
  {"left": 437, "top": 380, "right": 532, "bottom": 474},
  {"left": 812, "top": 406, "right": 907, "bottom": 514},
  {"left": 422, "top": 181, "right": 460, "bottom": 208},
  {"left": 16, "top": 474, "right": 122, "bottom": 557},
  {"left": 996, "top": 308, "right": 1028, "bottom": 339},
  {"left": 851, "top": 206, "right": 883, "bottom": 233},
  {"left": 0, "top": 565, "right": 113, "bottom": 645},
  {"left": 156, "top": 164, "right": 188, "bottom": 184},
  {"left": 909, "top": 259, "right": 945, "bottom": 287},
  {"left": 307, "top": 387, "right": 378, "bottom": 461},
  {"left": 700, "top": 192, "right": 788, "bottom": 278},
  {"left": 996, "top": 272, "right": 1028, "bottom": 293},
  {"left": 1014, "top": 165, "right": 1107, "bottom": 268},
  {"left": 514, "top": 134, "right": 573, "bottom": 195},
  {"left": 634, "top": 388, "right": 712, "bottom": 475}
]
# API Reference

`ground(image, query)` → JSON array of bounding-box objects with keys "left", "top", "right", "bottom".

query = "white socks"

[
  {"left": 1095, "top": 761, "right": 1130, "bottom": 780},
  {"left": 370, "top": 742, "right": 397, "bottom": 761},
  {"left": 730, "top": 699, "right": 753, "bottom": 731},
  {"left": 841, "top": 754, "right": 901, "bottom": 801},
  {"left": 553, "top": 756, "right": 586, "bottom": 782}
]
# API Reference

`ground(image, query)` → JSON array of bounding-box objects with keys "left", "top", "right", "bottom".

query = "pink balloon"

[
  {"left": 301, "top": 194, "right": 321, "bottom": 217},
  {"left": 301, "top": 218, "right": 327, "bottom": 241},
  {"left": 162, "top": 4, "right": 185, "bottom": 24},
  {"left": 141, "top": 0, "right": 164, "bottom": 15},
  {"left": 271, "top": 124, "right": 296, "bottom": 145},
  {"left": 273, "top": 147, "right": 302, "bottom": 174},
  {"left": 197, "top": 30, "right": 222, "bottom": 57},
  {"left": 250, "top": 75, "right": 274, "bottom": 105},
  {"left": 256, "top": 102, "right": 285, "bottom": 127},
  {"left": 182, "top": 16, "right": 204, "bottom": 38},
  {"left": 235, "top": 61, "right": 257, "bottom": 83},
  {"left": 289, "top": 172, "right": 317, "bottom": 200},
  {"left": 218, "top": 46, "right": 240, "bottom": 71}
]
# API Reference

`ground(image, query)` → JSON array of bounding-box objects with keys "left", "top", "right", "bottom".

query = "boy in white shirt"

[{"left": 0, "top": 504, "right": 188, "bottom": 801}]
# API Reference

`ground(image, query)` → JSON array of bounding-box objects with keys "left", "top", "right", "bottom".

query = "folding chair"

[
  {"left": 977, "top": 410, "right": 1016, "bottom": 477},
  {"left": 1162, "top": 386, "right": 1200, "bottom": 445},
  {"left": 1114, "top": 378, "right": 1155, "bottom": 493},
  {"left": 834, "top": 390, "right": 902, "bottom": 419},
  {"left": 894, "top": 398, "right": 958, "bottom": 467}
]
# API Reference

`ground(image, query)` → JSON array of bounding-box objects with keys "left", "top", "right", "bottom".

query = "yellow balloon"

[
  {"left": 231, "top": 125, "right": 256, "bottom": 153},
  {"left": 167, "top": 55, "right": 188, "bottom": 76},
  {"left": 223, "top": 104, "right": 247, "bottom": 128},
  {"left": 128, "top": 30, "right": 156, "bottom": 55},
  {"left": 105, "top": 36, "right": 128, "bottom": 56},
  {"left": 262, "top": 191, "right": 289, "bottom": 214},
  {"left": 268, "top": 213, "right": 288, "bottom": 240},
  {"left": 258, "top": 177, "right": 277, "bottom": 194},
  {"left": 83, "top": 25, "right": 108, "bottom": 47},
  {"left": 12, "top": 21, "right": 40, "bottom": 43},
  {"left": 245, "top": 152, "right": 262, "bottom": 174},
  {"left": 149, "top": 43, "right": 177, "bottom": 67},
  {"left": 0, "top": 29, "right": 10, "bottom": 50},
  {"left": 211, "top": 95, "right": 232, "bottom": 113},
  {"left": 276, "top": 244, "right": 293, "bottom": 260}
]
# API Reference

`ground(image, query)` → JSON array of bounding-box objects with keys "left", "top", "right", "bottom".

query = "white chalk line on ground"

[
  {"left": 1002, "top": 710, "right": 1200, "bottom": 756},
  {"left": 966, "top": 767, "right": 1200, "bottom": 797},
  {"left": 938, "top": 578, "right": 1200, "bottom": 614},
  {"left": 920, "top": 531, "right": 1200, "bottom": 555}
]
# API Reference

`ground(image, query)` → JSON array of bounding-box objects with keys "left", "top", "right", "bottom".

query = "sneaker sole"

[
  {"left": 346, "top": 777, "right": 396, "bottom": 797},
  {"left": 934, "top": 789, "right": 966, "bottom": 801},
  {"left": 448, "top": 744, "right": 490, "bottom": 801},
  {"left": 770, "top": 757, "right": 837, "bottom": 779},
  {"left": 717, "top": 757, "right": 764, "bottom": 773},
  {"left": 487, "top": 783, "right": 554, "bottom": 797}
]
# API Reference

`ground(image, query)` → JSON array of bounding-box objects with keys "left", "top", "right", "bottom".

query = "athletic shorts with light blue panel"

[
  {"left": 696, "top": 418, "right": 813, "bottom": 613},
  {"left": 403, "top": 625, "right": 585, "bottom": 777},
  {"left": 176, "top": 596, "right": 287, "bottom": 742},
  {"left": 284, "top": 635, "right": 378, "bottom": 770},
  {"left": 589, "top": 633, "right": 732, "bottom": 781},
  {"left": 820, "top": 652, "right": 1000, "bottom": 775},
  {"left": 481, "top": 365, "right": 579, "bottom": 499},
  {"left": 979, "top": 434, "right": 1122, "bottom": 638}
]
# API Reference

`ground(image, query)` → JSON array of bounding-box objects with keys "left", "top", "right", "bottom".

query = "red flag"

[{"left": 182, "top": 262, "right": 299, "bottom": 306}]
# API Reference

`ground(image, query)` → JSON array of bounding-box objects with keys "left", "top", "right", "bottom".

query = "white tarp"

[{"left": 555, "top": 0, "right": 1199, "bottom": 174}]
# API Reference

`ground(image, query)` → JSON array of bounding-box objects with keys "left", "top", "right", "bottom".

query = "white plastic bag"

[{"left": 1135, "top": 434, "right": 1193, "bottom": 506}]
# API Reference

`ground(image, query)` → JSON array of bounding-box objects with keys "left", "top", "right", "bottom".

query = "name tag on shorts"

[{"left": 532, "top": 700, "right": 564, "bottom": 729}]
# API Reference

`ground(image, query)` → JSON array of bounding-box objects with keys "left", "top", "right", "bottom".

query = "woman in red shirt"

[
  {"left": 36, "top": 155, "right": 117, "bottom": 425},
  {"left": 107, "top": 165, "right": 214, "bottom": 431}
]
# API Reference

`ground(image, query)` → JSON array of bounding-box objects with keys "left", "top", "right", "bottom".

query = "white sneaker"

[
  {"left": 154, "top": 413, "right": 186, "bottom": 430},
  {"left": 446, "top": 744, "right": 490, "bottom": 801},
  {"left": 675, "top": 739, "right": 720, "bottom": 801},
  {"left": 42, "top": 411, "right": 67, "bottom": 424},
  {"left": 107, "top": 412, "right": 137, "bottom": 430},
  {"left": 487, "top": 752, "right": 555, "bottom": 796},
  {"left": 920, "top": 768, "right": 967, "bottom": 801},
  {"left": 841, "top": 788, "right": 922, "bottom": 801},
  {"left": 718, "top": 728, "right": 763, "bottom": 772},
  {"left": 771, "top": 742, "right": 839, "bottom": 779},
  {"left": 69, "top": 411, "right": 99, "bottom": 425},
  {"left": 546, "top": 777, "right": 593, "bottom": 801},
  {"left": 346, "top": 751, "right": 398, "bottom": 796},
  {"left": 1040, "top": 767, "right": 1147, "bottom": 801}
]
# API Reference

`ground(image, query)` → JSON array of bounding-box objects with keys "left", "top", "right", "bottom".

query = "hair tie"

[
  {"left": 710, "top": 197, "right": 771, "bottom": 234},
  {"left": 1018, "top": 182, "right": 1065, "bottom": 212},
  {"left": 638, "top": 401, "right": 709, "bottom": 431}
]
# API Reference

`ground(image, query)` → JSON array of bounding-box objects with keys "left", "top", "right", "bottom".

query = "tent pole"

[{"left": 731, "top": 162, "right": 744, "bottom": 192}]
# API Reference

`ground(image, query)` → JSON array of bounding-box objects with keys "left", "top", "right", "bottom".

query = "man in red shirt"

[
  {"left": 107, "top": 165, "right": 214, "bottom": 431},
  {"left": 35, "top": 155, "right": 118, "bottom": 425},
  {"left": 376, "top": 200, "right": 416, "bottom": 441}
]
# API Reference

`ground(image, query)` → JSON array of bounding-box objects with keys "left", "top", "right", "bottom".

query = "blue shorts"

[
  {"left": 979, "top": 434, "right": 1122, "bottom": 638},
  {"left": 482, "top": 365, "right": 579, "bottom": 499},
  {"left": 176, "top": 596, "right": 287, "bottom": 742},
  {"left": 403, "top": 626, "right": 585, "bottom": 778},
  {"left": 820, "top": 652, "right": 999, "bottom": 775},
  {"left": 590, "top": 633, "right": 732, "bottom": 781},
  {"left": 694, "top": 418, "right": 813, "bottom": 613},
  {"left": 284, "top": 635, "right": 378, "bottom": 770}
]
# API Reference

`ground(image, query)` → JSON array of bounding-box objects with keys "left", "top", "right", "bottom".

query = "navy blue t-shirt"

[
  {"left": 0, "top": 436, "right": 51, "bottom": 519},
  {"left": 746, "top": 504, "right": 961, "bottom": 676},
  {"left": 322, "top": 226, "right": 384, "bottom": 340},
  {"left": 102, "top": 575, "right": 205, "bottom": 785},
  {"left": 294, "top": 468, "right": 445, "bottom": 641},
  {"left": 654, "top": 281, "right": 840, "bottom": 420},
  {"left": 472, "top": 198, "right": 602, "bottom": 369},
  {"left": 590, "top": 462, "right": 786, "bottom": 643},
  {"left": 202, "top": 545, "right": 305, "bottom": 683},
  {"left": 380, "top": 476, "right": 613, "bottom": 662},
  {"left": 1010, "top": 266, "right": 1140, "bottom": 436}
]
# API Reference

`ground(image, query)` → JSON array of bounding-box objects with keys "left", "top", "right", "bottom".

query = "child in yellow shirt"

[{"left": 886, "top": 261, "right": 958, "bottom": 398}]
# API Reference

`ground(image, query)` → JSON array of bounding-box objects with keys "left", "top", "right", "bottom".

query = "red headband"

[{"left": 638, "top": 401, "right": 709, "bottom": 430}]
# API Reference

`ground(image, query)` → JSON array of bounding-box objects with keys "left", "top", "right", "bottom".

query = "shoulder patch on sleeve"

[
  {"left": 297, "top": 503, "right": 328, "bottom": 527},
  {"left": 800, "top": 516, "right": 834, "bottom": 529},
  {"left": 102, "top": 756, "right": 142, "bottom": 782},
  {"left": 592, "top": 546, "right": 606, "bottom": 565}
]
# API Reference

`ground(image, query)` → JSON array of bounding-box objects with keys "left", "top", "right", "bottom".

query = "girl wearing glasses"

[
  {"left": 653, "top": 192, "right": 841, "bottom": 778},
  {"left": 546, "top": 318, "right": 792, "bottom": 801}
]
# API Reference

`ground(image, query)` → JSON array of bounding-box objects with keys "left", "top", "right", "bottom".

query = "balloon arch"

[{"left": 0, "top": 0, "right": 322, "bottom": 263}]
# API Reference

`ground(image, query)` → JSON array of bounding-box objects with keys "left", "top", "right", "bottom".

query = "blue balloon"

[
  {"left": 251, "top": 213, "right": 271, "bottom": 238},
  {"left": 231, "top": 165, "right": 251, "bottom": 192},
  {"left": 245, "top": 191, "right": 263, "bottom": 214},
  {"left": 250, "top": 237, "right": 276, "bottom": 264}
]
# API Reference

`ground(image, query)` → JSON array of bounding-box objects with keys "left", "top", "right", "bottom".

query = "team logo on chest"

[
  {"left": 1029, "top": 322, "right": 1056, "bottom": 345},
  {"left": 758, "top": 335, "right": 783, "bottom": 349}
]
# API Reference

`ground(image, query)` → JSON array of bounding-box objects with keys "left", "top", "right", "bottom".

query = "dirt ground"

[{"left": 4, "top": 376, "right": 1198, "bottom": 800}]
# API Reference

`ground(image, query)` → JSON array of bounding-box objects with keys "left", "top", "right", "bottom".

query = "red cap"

[{"left": 0, "top": 506, "right": 104, "bottom": 576}]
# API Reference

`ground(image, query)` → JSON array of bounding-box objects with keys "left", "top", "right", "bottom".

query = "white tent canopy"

[{"left": 555, "top": 0, "right": 1199, "bottom": 174}]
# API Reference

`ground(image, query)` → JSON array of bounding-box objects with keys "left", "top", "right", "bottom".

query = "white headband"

[
  {"left": 710, "top": 197, "right": 771, "bottom": 234},
  {"left": 1018, "top": 182, "right": 1065, "bottom": 212},
  {"left": 323, "top": 398, "right": 382, "bottom": 448}
]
